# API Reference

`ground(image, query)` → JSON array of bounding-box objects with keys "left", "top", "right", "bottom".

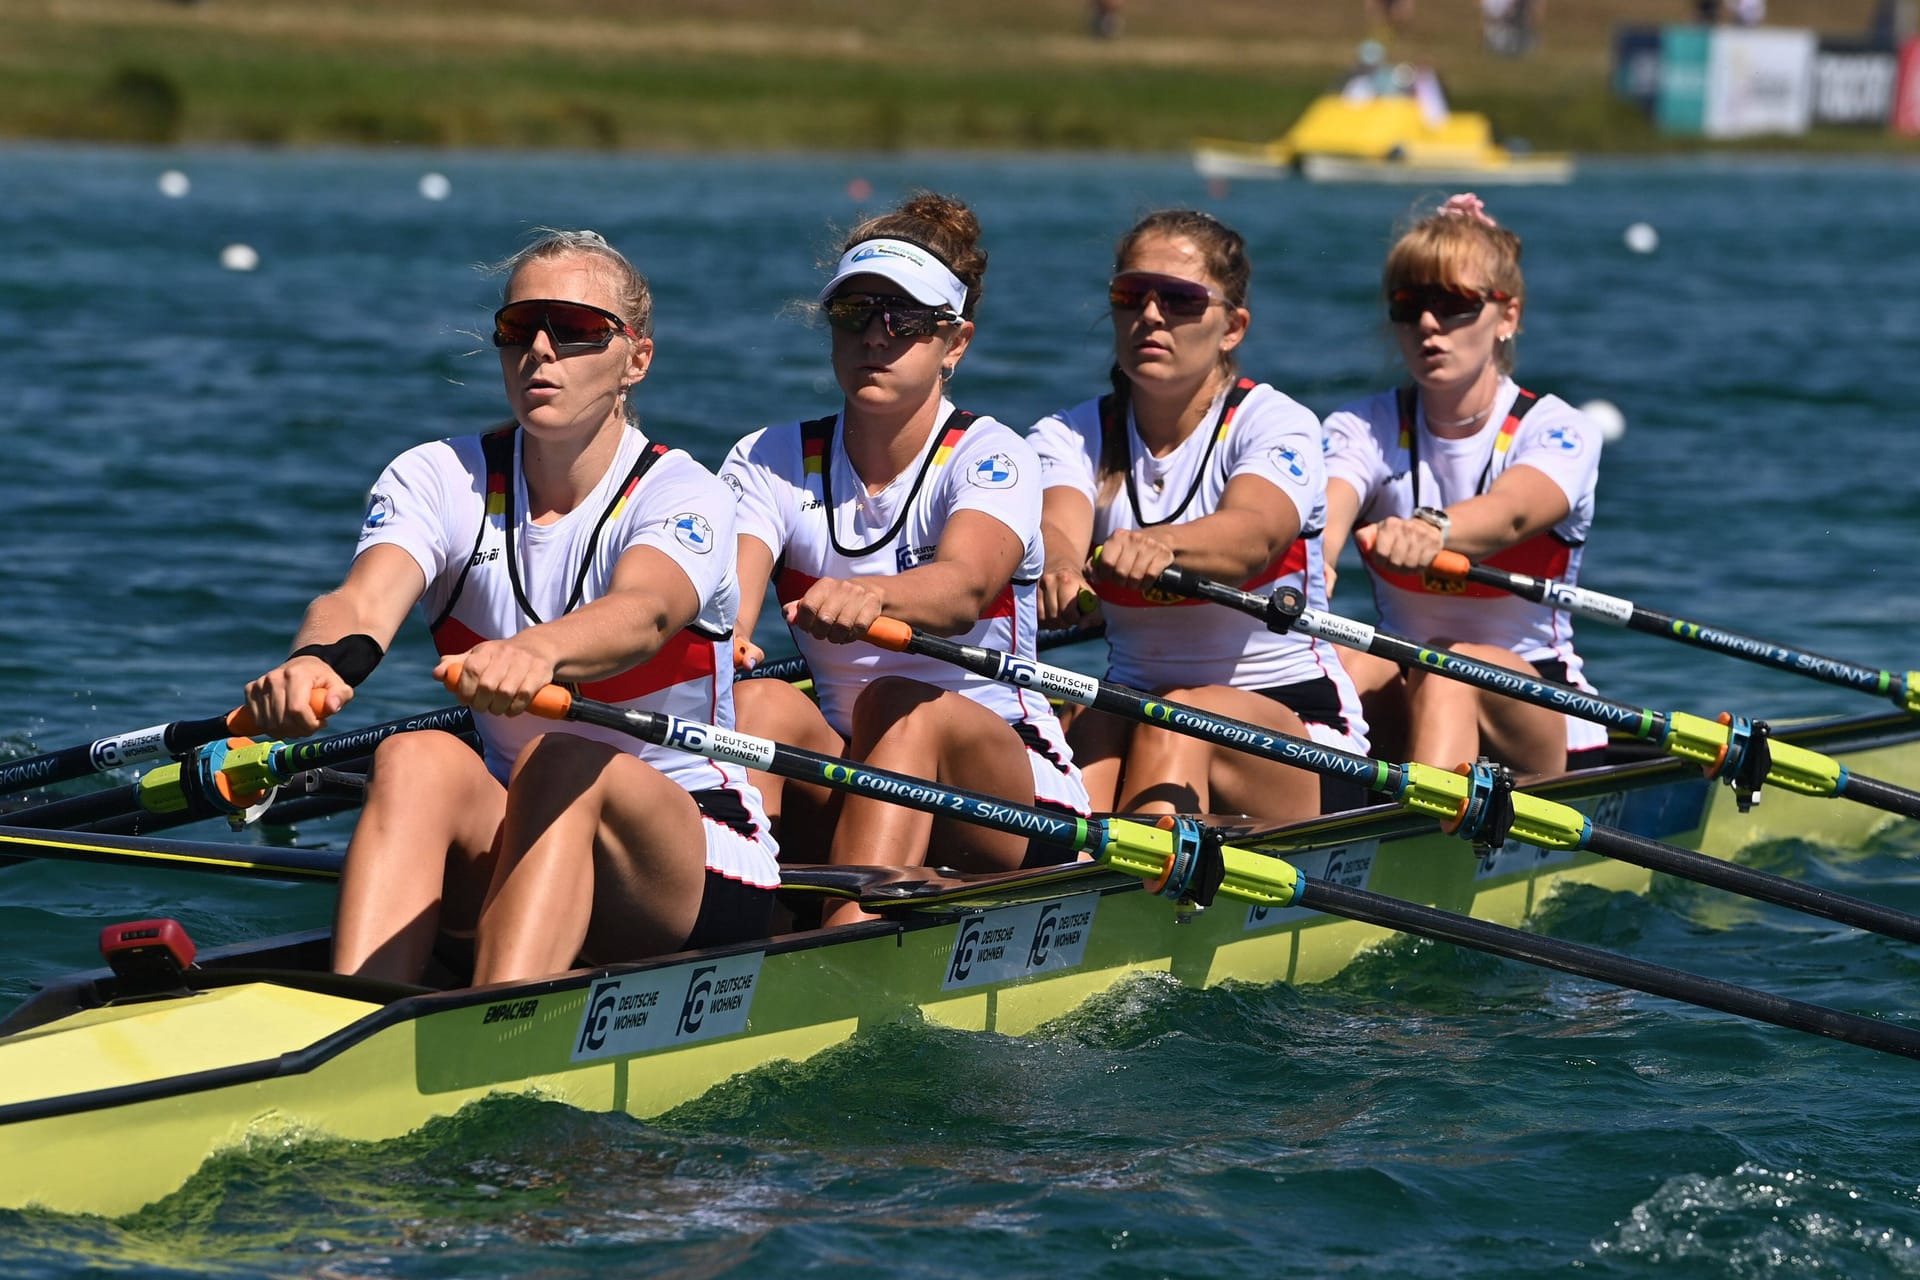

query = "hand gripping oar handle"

[
  {"left": 0, "top": 691, "right": 333, "bottom": 797},
  {"left": 1427, "top": 548, "right": 1920, "bottom": 715},
  {"left": 469, "top": 657, "right": 1920, "bottom": 1063},
  {"left": 1147, "top": 563, "right": 1920, "bottom": 822},
  {"left": 861, "top": 618, "right": 1920, "bottom": 948}
]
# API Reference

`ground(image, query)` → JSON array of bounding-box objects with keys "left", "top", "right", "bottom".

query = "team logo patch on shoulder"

[
  {"left": 1270, "top": 446, "right": 1306, "bottom": 479},
  {"left": 969, "top": 453, "right": 1018, "bottom": 489},
  {"left": 673, "top": 513, "right": 714, "bottom": 553},
  {"left": 362, "top": 492, "right": 395, "bottom": 531},
  {"left": 1542, "top": 426, "right": 1583, "bottom": 453},
  {"left": 719, "top": 472, "right": 745, "bottom": 500}
]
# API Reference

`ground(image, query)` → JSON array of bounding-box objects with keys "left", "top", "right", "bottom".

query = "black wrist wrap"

[{"left": 290, "top": 633, "right": 385, "bottom": 688}]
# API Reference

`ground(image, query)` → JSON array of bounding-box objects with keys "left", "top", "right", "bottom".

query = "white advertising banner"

[{"left": 1704, "top": 27, "right": 1816, "bottom": 137}]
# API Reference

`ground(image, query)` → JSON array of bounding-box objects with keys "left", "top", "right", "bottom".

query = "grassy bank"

[{"left": 1, "top": 0, "right": 1911, "bottom": 153}]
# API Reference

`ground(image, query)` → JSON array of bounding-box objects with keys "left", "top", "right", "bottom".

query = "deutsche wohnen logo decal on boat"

[
  {"left": 943, "top": 894, "right": 1097, "bottom": 990},
  {"left": 571, "top": 951, "right": 764, "bottom": 1062}
]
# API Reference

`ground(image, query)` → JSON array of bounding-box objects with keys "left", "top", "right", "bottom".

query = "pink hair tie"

[{"left": 1437, "top": 193, "right": 1497, "bottom": 227}]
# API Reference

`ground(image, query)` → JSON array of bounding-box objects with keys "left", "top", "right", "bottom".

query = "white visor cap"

[{"left": 818, "top": 238, "right": 968, "bottom": 315}]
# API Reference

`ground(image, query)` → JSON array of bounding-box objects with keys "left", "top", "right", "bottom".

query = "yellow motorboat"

[{"left": 1194, "top": 88, "right": 1574, "bottom": 185}]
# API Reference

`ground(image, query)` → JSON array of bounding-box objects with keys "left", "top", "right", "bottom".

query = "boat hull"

[{"left": 2, "top": 711, "right": 1914, "bottom": 1216}]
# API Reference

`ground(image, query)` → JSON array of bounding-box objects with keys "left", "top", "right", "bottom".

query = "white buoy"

[
  {"left": 1623, "top": 222, "right": 1659, "bottom": 255},
  {"left": 418, "top": 172, "right": 451, "bottom": 201},
  {"left": 220, "top": 243, "right": 260, "bottom": 272},
  {"left": 1580, "top": 399, "right": 1627, "bottom": 444},
  {"left": 157, "top": 170, "right": 191, "bottom": 199}
]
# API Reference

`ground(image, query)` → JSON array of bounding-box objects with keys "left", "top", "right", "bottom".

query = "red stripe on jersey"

[
  {"left": 431, "top": 615, "right": 490, "bottom": 657},
  {"left": 579, "top": 628, "right": 719, "bottom": 702},
  {"left": 775, "top": 566, "right": 820, "bottom": 608},
  {"left": 1094, "top": 539, "right": 1309, "bottom": 609},
  {"left": 434, "top": 614, "right": 718, "bottom": 701}
]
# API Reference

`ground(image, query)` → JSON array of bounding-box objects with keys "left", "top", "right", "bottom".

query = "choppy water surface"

[{"left": 1, "top": 146, "right": 1917, "bottom": 1277}]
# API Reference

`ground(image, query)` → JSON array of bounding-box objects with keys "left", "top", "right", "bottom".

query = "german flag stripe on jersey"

[{"left": 929, "top": 421, "right": 970, "bottom": 468}]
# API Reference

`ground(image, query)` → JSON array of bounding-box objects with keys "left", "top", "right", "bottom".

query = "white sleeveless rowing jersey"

[
  {"left": 1323, "top": 377, "right": 1606, "bottom": 752},
  {"left": 722, "top": 402, "right": 1086, "bottom": 811},
  {"left": 1028, "top": 378, "right": 1368, "bottom": 750},
  {"left": 355, "top": 424, "right": 780, "bottom": 886}
]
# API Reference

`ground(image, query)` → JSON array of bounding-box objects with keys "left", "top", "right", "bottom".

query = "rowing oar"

[
  {"left": 0, "top": 824, "right": 343, "bottom": 882},
  {"left": 0, "top": 705, "right": 474, "bottom": 832},
  {"left": 1424, "top": 550, "right": 1920, "bottom": 715},
  {"left": 859, "top": 618, "right": 1920, "bottom": 948},
  {"left": 0, "top": 701, "right": 302, "bottom": 797},
  {"left": 1147, "top": 566, "right": 1920, "bottom": 823},
  {"left": 739, "top": 619, "right": 1109, "bottom": 685},
  {"left": 438, "top": 662, "right": 1920, "bottom": 1062}
]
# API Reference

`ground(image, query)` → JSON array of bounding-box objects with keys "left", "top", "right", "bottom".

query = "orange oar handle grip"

[
  {"left": 224, "top": 688, "right": 332, "bottom": 738},
  {"left": 863, "top": 617, "right": 914, "bottom": 652},
  {"left": 439, "top": 660, "right": 575, "bottom": 719}
]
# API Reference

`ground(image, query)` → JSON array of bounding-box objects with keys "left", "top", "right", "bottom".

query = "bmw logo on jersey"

[
  {"left": 673, "top": 513, "right": 714, "bottom": 553},
  {"left": 969, "top": 453, "right": 1018, "bottom": 489}
]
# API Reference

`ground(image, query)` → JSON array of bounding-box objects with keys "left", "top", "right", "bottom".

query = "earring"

[{"left": 940, "top": 364, "right": 956, "bottom": 381}]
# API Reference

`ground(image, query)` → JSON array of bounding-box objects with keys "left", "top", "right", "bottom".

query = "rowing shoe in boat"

[{"left": 0, "top": 708, "right": 1915, "bottom": 1216}]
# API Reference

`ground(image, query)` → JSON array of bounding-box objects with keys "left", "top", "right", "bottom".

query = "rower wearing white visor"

[
  {"left": 722, "top": 193, "right": 1088, "bottom": 926},
  {"left": 1030, "top": 209, "right": 1369, "bottom": 825}
]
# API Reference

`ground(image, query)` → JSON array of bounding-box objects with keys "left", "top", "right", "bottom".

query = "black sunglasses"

[
  {"left": 493, "top": 298, "right": 639, "bottom": 352},
  {"left": 1387, "top": 284, "right": 1512, "bottom": 325},
  {"left": 822, "top": 294, "right": 961, "bottom": 340}
]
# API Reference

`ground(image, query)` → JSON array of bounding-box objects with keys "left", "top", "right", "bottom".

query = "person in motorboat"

[
  {"left": 244, "top": 229, "right": 780, "bottom": 986},
  {"left": 1322, "top": 193, "right": 1605, "bottom": 778},
  {"left": 1027, "top": 209, "right": 1370, "bottom": 823},
  {"left": 721, "top": 193, "right": 1088, "bottom": 924}
]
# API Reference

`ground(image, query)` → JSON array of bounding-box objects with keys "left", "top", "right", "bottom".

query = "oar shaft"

[
  {"left": 0, "top": 694, "right": 331, "bottom": 797},
  {"left": 1431, "top": 553, "right": 1918, "bottom": 713},
  {"left": 0, "top": 711, "right": 234, "bottom": 796},
  {"left": 1155, "top": 565, "right": 1662, "bottom": 738},
  {"left": 0, "top": 705, "right": 475, "bottom": 832},
  {"left": 1303, "top": 878, "right": 1920, "bottom": 1061},
  {"left": 738, "top": 620, "right": 1107, "bottom": 685},
  {"left": 868, "top": 618, "right": 1920, "bottom": 949},
  {"left": 1585, "top": 826, "right": 1920, "bottom": 944}
]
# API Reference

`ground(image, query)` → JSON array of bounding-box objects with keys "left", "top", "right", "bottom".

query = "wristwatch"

[{"left": 1410, "top": 506, "right": 1452, "bottom": 547}]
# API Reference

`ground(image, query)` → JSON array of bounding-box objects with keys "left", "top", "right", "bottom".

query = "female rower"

[
  {"left": 1322, "top": 193, "right": 1605, "bottom": 777},
  {"left": 244, "top": 229, "right": 779, "bottom": 986},
  {"left": 722, "top": 193, "right": 1087, "bottom": 918},
  {"left": 1030, "top": 209, "right": 1369, "bottom": 822}
]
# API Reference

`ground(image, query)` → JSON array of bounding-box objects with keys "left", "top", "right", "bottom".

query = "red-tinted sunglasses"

[
  {"left": 1387, "top": 284, "right": 1512, "bottom": 325},
  {"left": 1108, "top": 271, "right": 1227, "bottom": 319},
  {"left": 492, "top": 298, "right": 639, "bottom": 352},
  {"left": 822, "top": 293, "right": 959, "bottom": 340}
]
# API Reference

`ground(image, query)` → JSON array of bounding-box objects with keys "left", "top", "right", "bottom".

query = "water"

[{"left": 2, "top": 145, "right": 1918, "bottom": 1276}]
